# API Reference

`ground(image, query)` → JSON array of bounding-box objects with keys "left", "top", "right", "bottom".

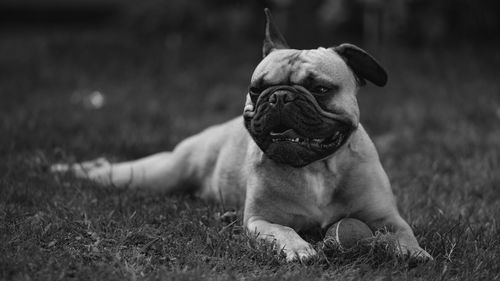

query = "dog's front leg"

[
  {"left": 357, "top": 188, "right": 433, "bottom": 261},
  {"left": 352, "top": 162, "right": 433, "bottom": 261},
  {"left": 246, "top": 217, "right": 317, "bottom": 262},
  {"left": 372, "top": 213, "right": 434, "bottom": 261},
  {"left": 243, "top": 163, "right": 318, "bottom": 262}
]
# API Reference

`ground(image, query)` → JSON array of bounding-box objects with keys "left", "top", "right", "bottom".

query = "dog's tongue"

[{"left": 270, "top": 129, "right": 301, "bottom": 138}]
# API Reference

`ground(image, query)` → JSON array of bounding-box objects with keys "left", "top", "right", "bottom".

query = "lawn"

[{"left": 1, "top": 29, "right": 499, "bottom": 280}]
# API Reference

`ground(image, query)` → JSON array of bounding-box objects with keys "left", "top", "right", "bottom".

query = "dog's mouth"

[
  {"left": 269, "top": 125, "right": 347, "bottom": 150},
  {"left": 244, "top": 85, "right": 357, "bottom": 167}
]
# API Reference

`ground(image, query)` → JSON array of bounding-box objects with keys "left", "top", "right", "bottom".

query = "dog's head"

[{"left": 244, "top": 9, "right": 388, "bottom": 167}]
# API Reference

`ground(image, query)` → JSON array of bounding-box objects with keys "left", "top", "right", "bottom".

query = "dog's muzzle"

[{"left": 244, "top": 85, "right": 355, "bottom": 167}]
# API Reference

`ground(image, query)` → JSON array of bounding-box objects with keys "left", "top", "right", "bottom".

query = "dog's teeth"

[{"left": 336, "top": 134, "right": 343, "bottom": 145}]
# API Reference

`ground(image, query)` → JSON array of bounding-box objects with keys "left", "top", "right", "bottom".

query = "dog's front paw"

[
  {"left": 51, "top": 158, "right": 112, "bottom": 185},
  {"left": 283, "top": 241, "right": 317, "bottom": 263}
]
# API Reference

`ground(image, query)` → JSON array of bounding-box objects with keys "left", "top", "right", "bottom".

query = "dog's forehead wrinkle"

[
  {"left": 304, "top": 49, "right": 351, "bottom": 79},
  {"left": 253, "top": 50, "right": 302, "bottom": 84},
  {"left": 253, "top": 48, "right": 354, "bottom": 87}
]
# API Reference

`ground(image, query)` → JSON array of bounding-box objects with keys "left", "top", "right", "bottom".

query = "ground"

[{"left": 1, "top": 29, "right": 499, "bottom": 280}]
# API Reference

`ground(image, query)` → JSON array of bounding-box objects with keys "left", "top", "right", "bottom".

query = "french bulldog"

[{"left": 52, "top": 9, "right": 432, "bottom": 262}]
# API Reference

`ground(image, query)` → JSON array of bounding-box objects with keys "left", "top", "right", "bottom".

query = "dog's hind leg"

[{"left": 51, "top": 137, "right": 201, "bottom": 193}]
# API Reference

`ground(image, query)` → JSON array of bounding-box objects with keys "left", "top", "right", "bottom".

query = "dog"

[{"left": 51, "top": 9, "right": 432, "bottom": 262}]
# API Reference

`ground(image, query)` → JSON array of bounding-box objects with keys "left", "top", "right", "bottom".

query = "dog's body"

[{"left": 52, "top": 10, "right": 432, "bottom": 262}]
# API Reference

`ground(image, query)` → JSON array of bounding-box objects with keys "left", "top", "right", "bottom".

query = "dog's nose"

[{"left": 269, "top": 91, "right": 296, "bottom": 105}]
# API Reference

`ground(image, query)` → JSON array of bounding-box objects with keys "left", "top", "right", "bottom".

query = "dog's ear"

[
  {"left": 263, "top": 8, "right": 289, "bottom": 58},
  {"left": 333, "top": 43, "right": 388, "bottom": 87}
]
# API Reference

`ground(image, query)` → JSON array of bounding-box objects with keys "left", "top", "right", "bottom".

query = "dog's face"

[
  {"left": 243, "top": 10, "right": 387, "bottom": 167},
  {"left": 244, "top": 48, "right": 360, "bottom": 167}
]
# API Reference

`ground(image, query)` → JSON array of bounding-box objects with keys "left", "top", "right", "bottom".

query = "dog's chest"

[{"left": 297, "top": 162, "right": 347, "bottom": 229}]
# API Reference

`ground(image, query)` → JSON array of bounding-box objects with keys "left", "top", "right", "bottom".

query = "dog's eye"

[
  {"left": 249, "top": 86, "right": 263, "bottom": 95},
  {"left": 312, "top": 86, "right": 330, "bottom": 95}
]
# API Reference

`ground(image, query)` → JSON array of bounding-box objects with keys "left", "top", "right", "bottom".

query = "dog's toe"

[
  {"left": 399, "top": 246, "right": 434, "bottom": 263},
  {"left": 50, "top": 158, "right": 112, "bottom": 183},
  {"left": 50, "top": 163, "right": 71, "bottom": 173},
  {"left": 284, "top": 244, "right": 317, "bottom": 263},
  {"left": 78, "top": 158, "right": 110, "bottom": 169}
]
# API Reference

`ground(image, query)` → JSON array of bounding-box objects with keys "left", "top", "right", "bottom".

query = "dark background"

[{"left": 2, "top": 0, "right": 500, "bottom": 46}]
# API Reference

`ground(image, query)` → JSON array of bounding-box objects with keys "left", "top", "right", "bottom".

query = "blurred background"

[
  {"left": 1, "top": 0, "right": 499, "bottom": 159},
  {"left": 2, "top": 0, "right": 500, "bottom": 46}
]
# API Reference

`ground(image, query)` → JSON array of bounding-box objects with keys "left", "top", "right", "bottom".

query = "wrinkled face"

[{"left": 243, "top": 48, "right": 360, "bottom": 167}]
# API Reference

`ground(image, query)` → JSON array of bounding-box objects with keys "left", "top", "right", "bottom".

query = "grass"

[{"left": 1, "top": 29, "right": 500, "bottom": 280}]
